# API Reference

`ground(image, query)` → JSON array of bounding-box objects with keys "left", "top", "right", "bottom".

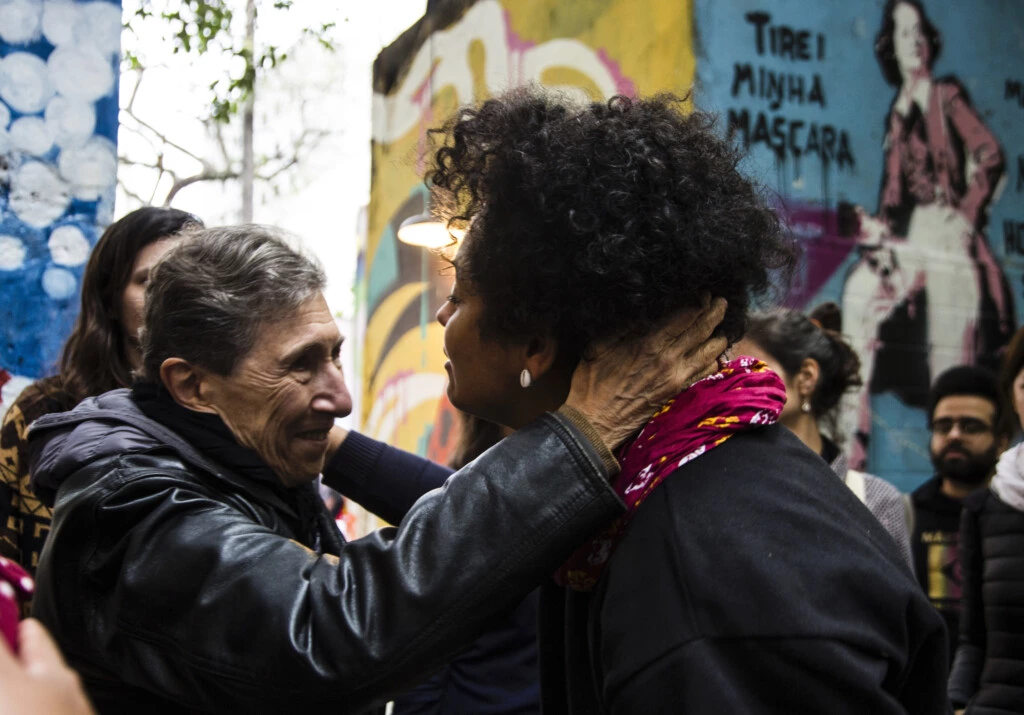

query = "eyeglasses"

[{"left": 930, "top": 417, "right": 992, "bottom": 436}]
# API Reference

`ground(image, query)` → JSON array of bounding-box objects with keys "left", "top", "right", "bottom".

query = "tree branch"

[
  {"left": 124, "top": 109, "right": 210, "bottom": 168},
  {"left": 164, "top": 169, "right": 239, "bottom": 206},
  {"left": 118, "top": 178, "right": 151, "bottom": 208}
]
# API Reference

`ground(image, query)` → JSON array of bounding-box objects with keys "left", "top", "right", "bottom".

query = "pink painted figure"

[{"left": 840, "top": 0, "right": 1013, "bottom": 467}]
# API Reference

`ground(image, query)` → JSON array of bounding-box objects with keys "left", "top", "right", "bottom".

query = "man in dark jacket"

[
  {"left": 26, "top": 226, "right": 725, "bottom": 714},
  {"left": 910, "top": 366, "right": 1010, "bottom": 669}
]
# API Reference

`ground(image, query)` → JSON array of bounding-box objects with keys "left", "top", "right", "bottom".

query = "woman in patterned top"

[
  {"left": 0, "top": 208, "right": 200, "bottom": 601},
  {"left": 737, "top": 303, "right": 914, "bottom": 571}
]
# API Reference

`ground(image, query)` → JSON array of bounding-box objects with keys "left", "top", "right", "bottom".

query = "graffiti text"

[
  {"left": 745, "top": 12, "right": 825, "bottom": 61},
  {"left": 1007, "top": 79, "right": 1024, "bottom": 107},
  {"left": 731, "top": 64, "right": 826, "bottom": 111},
  {"left": 727, "top": 109, "right": 854, "bottom": 169},
  {"left": 1005, "top": 220, "right": 1024, "bottom": 257}
]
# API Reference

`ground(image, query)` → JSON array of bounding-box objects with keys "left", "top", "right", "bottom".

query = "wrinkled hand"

[
  {"left": 564, "top": 298, "right": 727, "bottom": 450},
  {"left": 0, "top": 619, "right": 95, "bottom": 715}
]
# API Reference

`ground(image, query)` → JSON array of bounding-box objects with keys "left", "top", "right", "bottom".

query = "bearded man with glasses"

[{"left": 909, "top": 365, "right": 1011, "bottom": 671}]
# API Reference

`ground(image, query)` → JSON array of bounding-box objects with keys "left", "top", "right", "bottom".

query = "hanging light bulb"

[{"left": 397, "top": 213, "right": 466, "bottom": 248}]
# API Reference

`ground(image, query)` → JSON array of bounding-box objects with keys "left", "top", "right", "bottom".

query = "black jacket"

[
  {"left": 334, "top": 424, "right": 951, "bottom": 713},
  {"left": 948, "top": 489, "right": 1024, "bottom": 713},
  {"left": 538, "top": 425, "right": 948, "bottom": 713},
  {"left": 26, "top": 390, "right": 622, "bottom": 714}
]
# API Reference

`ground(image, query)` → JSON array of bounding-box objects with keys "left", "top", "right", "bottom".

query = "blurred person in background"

[
  {"left": 948, "top": 328, "right": 1024, "bottom": 714},
  {"left": 911, "top": 365, "right": 1009, "bottom": 670},
  {"left": 736, "top": 303, "right": 913, "bottom": 569},
  {"left": 0, "top": 207, "right": 200, "bottom": 600}
]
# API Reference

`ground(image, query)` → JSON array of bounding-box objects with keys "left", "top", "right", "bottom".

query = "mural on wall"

[
  {"left": 696, "top": 0, "right": 1024, "bottom": 489},
  {"left": 367, "top": 0, "right": 694, "bottom": 463},
  {"left": 369, "top": 0, "right": 1022, "bottom": 491},
  {"left": 0, "top": 0, "right": 121, "bottom": 414}
]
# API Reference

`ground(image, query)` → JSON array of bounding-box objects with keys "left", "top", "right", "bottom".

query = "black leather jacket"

[{"left": 27, "top": 390, "right": 622, "bottom": 713}]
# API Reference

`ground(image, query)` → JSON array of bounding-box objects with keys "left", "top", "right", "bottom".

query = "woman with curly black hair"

[{"left": 429, "top": 87, "right": 947, "bottom": 713}]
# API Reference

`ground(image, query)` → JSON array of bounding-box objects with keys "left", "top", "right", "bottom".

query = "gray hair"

[{"left": 141, "top": 225, "right": 327, "bottom": 379}]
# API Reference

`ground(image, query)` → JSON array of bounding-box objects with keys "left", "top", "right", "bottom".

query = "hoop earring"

[{"left": 520, "top": 369, "right": 532, "bottom": 389}]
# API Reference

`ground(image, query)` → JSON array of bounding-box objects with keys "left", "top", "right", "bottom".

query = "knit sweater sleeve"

[{"left": 321, "top": 431, "right": 453, "bottom": 526}]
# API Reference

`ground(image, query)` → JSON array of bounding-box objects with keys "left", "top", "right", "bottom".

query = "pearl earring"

[
  {"left": 801, "top": 400, "right": 812, "bottom": 413},
  {"left": 520, "top": 369, "right": 532, "bottom": 388}
]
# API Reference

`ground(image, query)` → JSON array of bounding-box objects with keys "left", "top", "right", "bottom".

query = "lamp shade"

[
  {"left": 397, "top": 213, "right": 448, "bottom": 248},
  {"left": 397, "top": 212, "right": 466, "bottom": 248}
]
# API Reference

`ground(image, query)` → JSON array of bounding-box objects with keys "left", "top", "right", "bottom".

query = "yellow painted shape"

[
  {"left": 368, "top": 139, "right": 424, "bottom": 268},
  {"left": 540, "top": 67, "right": 603, "bottom": 101},
  {"left": 469, "top": 38, "right": 491, "bottom": 101},
  {"left": 364, "top": 281, "right": 431, "bottom": 383},
  {"left": 505, "top": 0, "right": 696, "bottom": 98},
  {"left": 363, "top": 321, "right": 447, "bottom": 428},
  {"left": 391, "top": 394, "right": 448, "bottom": 455},
  {"left": 368, "top": 91, "right": 461, "bottom": 270}
]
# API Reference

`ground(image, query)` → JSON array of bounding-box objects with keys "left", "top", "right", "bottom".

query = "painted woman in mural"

[{"left": 842, "top": 0, "right": 1013, "bottom": 464}]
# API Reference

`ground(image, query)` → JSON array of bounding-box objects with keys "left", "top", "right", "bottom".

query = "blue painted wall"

[
  {"left": 0, "top": 0, "right": 121, "bottom": 389},
  {"left": 695, "top": 0, "right": 1024, "bottom": 490}
]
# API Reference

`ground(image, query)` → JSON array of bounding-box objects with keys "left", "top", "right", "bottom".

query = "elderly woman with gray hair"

[{"left": 23, "top": 226, "right": 725, "bottom": 713}]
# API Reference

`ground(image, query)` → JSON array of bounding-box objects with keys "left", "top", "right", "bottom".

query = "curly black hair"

[
  {"left": 874, "top": 0, "right": 941, "bottom": 87},
  {"left": 428, "top": 87, "right": 798, "bottom": 360}
]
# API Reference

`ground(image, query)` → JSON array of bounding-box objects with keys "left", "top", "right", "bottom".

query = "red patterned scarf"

[{"left": 554, "top": 356, "right": 786, "bottom": 592}]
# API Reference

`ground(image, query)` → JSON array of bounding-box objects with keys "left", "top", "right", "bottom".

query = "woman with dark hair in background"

[
  {"left": 948, "top": 326, "right": 1024, "bottom": 714},
  {"left": 393, "top": 413, "right": 542, "bottom": 714},
  {"left": 737, "top": 303, "right": 913, "bottom": 570},
  {"left": 0, "top": 207, "right": 200, "bottom": 592}
]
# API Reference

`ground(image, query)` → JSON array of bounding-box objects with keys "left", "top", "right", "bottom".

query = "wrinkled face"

[
  {"left": 893, "top": 3, "right": 929, "bottom": 76},
  {"left": 121, "top": 237, "right": 181, "bottom": 370},
  {"left": 734, "top": 339, "right": 803, "bottom": 425},
  {"left": 435, "top": 277, "right": 526, "bottom": 427},
  {"left": 929, "top": 395, "right": 999, "bottom": 486},
  {"left": 205, "top": 293, "right": 352, "bottom": 487}
]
